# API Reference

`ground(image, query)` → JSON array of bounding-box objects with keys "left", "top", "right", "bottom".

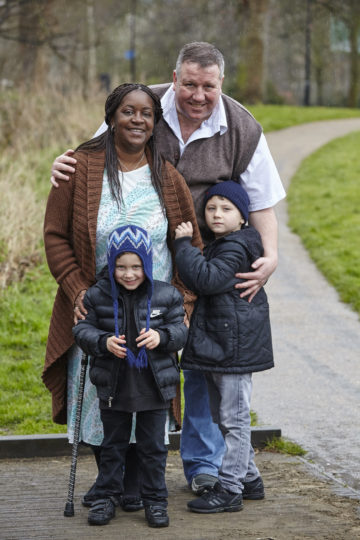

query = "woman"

[{"left": 43, "top": 83, "right": 202, "bottom": 508}]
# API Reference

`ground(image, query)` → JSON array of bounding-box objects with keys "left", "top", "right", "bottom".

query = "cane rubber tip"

[{"left": 64, "top": 502, "right": 74, "bottom": 517}]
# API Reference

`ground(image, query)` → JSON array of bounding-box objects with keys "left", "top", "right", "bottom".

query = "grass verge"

[
  {"left": 288, "top": 131, "right": 360, "bottom": 317},
  {"left": 1, "top": 101, "right": 360, "bottom": 435},
  {"left": 0, "top": 263, "right": 66, "bottom": 435},
  {"left": 248, "top": 104, "right": 360, "bottom": 132},
  {"left": 264, "top": 436, "right": 307, "bottom": 456}
]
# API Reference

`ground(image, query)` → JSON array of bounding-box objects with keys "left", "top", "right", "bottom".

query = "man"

[{"left": 51, "top": 42, "right": 285, "bottom": 498}]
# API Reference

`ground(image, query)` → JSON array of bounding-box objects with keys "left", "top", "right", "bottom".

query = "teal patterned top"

[
  {"left": 67, "top": 165, "right": 173, "bottom": 445},
  {"left": 95, "top": 165, "right": 172, "bottom": 280}
]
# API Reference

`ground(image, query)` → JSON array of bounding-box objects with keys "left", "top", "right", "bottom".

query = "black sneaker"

[
  {"left": 82, "top": 484, "right": 121, "bottom": 507},
  {"left": 81, "top": 482, "right": 98, "bottom": 507},
  {"left": 187, "top": 482, "right": 243, "bottom": 514},
  {"left": 144, "top": 505, "right": 169, "bottom": 528},
  {"left": 242, "top": 476, "right": 265, "bottom": 500},
  {"left": 88, "top": 497, "right": 116, "bottom": 525},
  {"left": 121, "top": 495, "right": 144, "bottom": 512},
  {"left": 191, "top": 473, "right": 218, "bottom": 495}
]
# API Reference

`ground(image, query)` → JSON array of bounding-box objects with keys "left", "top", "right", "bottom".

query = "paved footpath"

[
  {"left": 252, "top": 118, "right": 360, "bottom": 494},
  {"left": 0, "top": 452, "right": 360, "bottom": 539},
  {"left": 1, "top": 119, "right": 360, "bottom": 539}
]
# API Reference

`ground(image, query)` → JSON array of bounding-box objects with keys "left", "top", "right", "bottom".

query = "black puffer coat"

[
  {"left": 72, "top": 274, "right": 187, "bottom": 404},
  {"left": 175, "top": 227, "right": 274, "bottom": 374}
]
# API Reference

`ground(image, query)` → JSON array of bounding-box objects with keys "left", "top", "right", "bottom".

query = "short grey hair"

[{"left": 175, "top": 42, "right": 225, "bottom": 79}]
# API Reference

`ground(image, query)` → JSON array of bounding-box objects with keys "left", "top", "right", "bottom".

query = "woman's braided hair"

[{"left": 76, "top": 83, "right": 165, "bottom": 212}]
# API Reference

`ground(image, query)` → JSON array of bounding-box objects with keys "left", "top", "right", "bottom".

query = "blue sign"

[{"left": 124, "top": 50, "right": 136, "bottom": 60}]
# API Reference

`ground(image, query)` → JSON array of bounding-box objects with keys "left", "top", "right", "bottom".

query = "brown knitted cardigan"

[{"left": 43, "top": 148, "right": 202, "bottom": 425}]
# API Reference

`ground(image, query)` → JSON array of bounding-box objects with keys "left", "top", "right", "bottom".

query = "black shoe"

[
  {"left": 242, "top": 476, "right": 265, "bottom": 500},
  {"left": 82, "top": 484, "right": 121, "bottom": 507},
  {"left": 187, "top": 482, "right": 243, "bottom": 514},
  {"left": 190, "top": 473, "right": 218, "bottom": 495},
  {"left": 82, "top": 482, "right": 97, "bottom": 507},
  {"left": 144, "top": 505, "right": 169, "bottom": 528},
  {"left": 121, "top": 495, "right": 144, "bottom": 512},
  {"left": 88, "top": 497, "right": 116, "bottom": 525}
]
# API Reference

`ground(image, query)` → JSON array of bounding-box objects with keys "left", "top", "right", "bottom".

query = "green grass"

[
  {"left": 288, "top": 131, "right": 360, "bottom": 316},
  {"left": 0, "top": 265, "right": 257, "bottom": 435},
  {"left": 247, "top": 104, "right": 360, "bottom": 132},
  {"left": 1, "top": 104, "right": 360, "bottom": 436},
  {"left": 0, "top": 262, "right": 66, "bottom": 435},
  {"left": 264, "top": 436, "right": 307, "bottom": 456}
]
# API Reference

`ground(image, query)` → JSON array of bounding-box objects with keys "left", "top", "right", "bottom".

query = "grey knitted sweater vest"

[{"left": 152, "top": 84, "right": 262, "bottom": 242}]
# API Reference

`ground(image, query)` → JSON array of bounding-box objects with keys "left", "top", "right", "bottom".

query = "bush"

[{"left": 0, "top": 88, "right": 103, "bottom": 287}]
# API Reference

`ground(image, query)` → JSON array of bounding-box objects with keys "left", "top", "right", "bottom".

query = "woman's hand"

[
  {"left": 73, "top": 290, "right": 88, "bottom": 324},
  {"left": 51, "top": 149, "right": 76, "bottom": 187},
  {"left": 107, "top": 335, "right": 127, "bottom": 358},
  {"left": 136, "top": 328, "right": 160, "bottom": 350},
  {"left": 175, "top": 221, "right": 193, "bottom": 240}
]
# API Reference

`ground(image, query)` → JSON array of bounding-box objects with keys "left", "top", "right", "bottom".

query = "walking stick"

[{"left": 64, "top": 351, "right": 89, "bottom": 517}]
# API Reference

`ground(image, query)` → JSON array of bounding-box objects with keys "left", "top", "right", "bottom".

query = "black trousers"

[
  {"left": 94, "top": 408, "right": 168, "bottom": 507},
  {"left": 86, "top": 442, "right": 141, "bottom": 498}
]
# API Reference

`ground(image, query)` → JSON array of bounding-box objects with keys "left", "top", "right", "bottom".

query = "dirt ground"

[{"left": 1, "top": 450, "right": 360, "bottom": 540}]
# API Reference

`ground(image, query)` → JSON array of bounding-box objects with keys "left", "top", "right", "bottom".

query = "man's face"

[{"left": 173, "top": 61, "right": 224, "bottom": 125}]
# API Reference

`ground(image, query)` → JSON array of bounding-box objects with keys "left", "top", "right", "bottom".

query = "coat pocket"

[
  {"left": 237, "top": 301, "right": 272, "bottom": 358},
  {"left": 188, "top": 314, "right": 236, "bottom": 365}
]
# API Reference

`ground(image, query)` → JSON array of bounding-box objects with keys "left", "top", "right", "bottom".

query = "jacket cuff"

[
  {"left": 61, "top": 270, "right": 89, "bottom": 306},
  {"left": 157, "top": 329, "right": 169, "bottom": 347},
  {"left": 174, "top": 236, "right": 192, "bottom": 250},
  {"left": 99, "top": 334, "right": 110, "bottom": 354}
]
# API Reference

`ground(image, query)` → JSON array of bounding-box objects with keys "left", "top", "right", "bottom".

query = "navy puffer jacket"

[
  {"left": 72, "top": 274, "right": 187, "bottom": 403},
  {"left": 175, "top": 227, "right": 274, "bottom": 374}
]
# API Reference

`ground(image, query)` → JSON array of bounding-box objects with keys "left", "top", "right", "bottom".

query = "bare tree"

[
  {"left": 81, "top": 0, "right": 97, "bottom": 98},
  {"left": 0, "top": 0, "right": 76, "bottom": 87},
  {"left": 0, "top": 0, "right": 113, "bottom": 92},
  {"left": 303, "top": 0, "right": 312, "bottom": 105},
  {"left": 0, "top": 0, "right": 357, "bottom": 106},
  {"left": 239, "top": 0, "right": 269, "bottom": 104},
  {"left": 312, "top": 4, "right": 331, "bottom": 105},
  {"left": 319, "top": 0, "right": 360, "bottom": 107}
]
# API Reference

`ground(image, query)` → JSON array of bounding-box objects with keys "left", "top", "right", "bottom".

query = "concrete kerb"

[{"left": 0, "top": 427, "right": 281, "bottom": 459}]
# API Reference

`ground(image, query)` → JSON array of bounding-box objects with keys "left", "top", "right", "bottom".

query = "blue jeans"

[
  {"left": 180, "top": 370, "right": 226, "bottom": 484},
  {"left": 205, "top": 372, "right": 260, "bottom": 494}
]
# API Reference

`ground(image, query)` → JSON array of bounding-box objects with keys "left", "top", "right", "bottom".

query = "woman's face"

[{"left": 112, "top": 90, "right": 155, "bottom": 153}]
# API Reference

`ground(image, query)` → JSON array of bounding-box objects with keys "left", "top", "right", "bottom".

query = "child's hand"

[
  {"left": 136, "top": 328, "right": 160, "bottom": 350},
  {"left": 175, "top": 221, "right": 193, "bottom": 239},
  {"left": 107, "top": 335, "right": 127, "bottom": 358},
  {"left": 184, "top": 312, "right": 190, "bottom": 328}
]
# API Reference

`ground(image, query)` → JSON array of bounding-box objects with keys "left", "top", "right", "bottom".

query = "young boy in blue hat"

[
  {"left": 174, "top": 181, "right": 274, "bottom": 514},
  {"left": 73, "top": 224, "right": 188, "bottom": 528}
]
